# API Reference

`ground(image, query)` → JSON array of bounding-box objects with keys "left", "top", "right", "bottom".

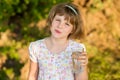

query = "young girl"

[{"left": 28, "top": 2, "right": 88, "bottom": 80}]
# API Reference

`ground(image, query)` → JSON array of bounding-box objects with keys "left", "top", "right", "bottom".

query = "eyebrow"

[{"left": 55, "top": 15, "right": 71, "bottom": 22}]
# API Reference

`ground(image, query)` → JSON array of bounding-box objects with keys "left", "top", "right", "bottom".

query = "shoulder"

[
  {"left": 70, "top": 39, "right": 86, "bottom": 52},
  {"left": 70, "top": 40, "right": 85, "bottom": 47},
  {"left": 29, "top": 39, "right": 45, "bottom": 50},
  {"left": 30, "top": 39, "right": 45, "bottom": 45}
]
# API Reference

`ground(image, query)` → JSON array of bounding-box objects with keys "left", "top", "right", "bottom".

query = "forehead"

[
  {"left": 54, "top": 14, "right": 69, "bottom": 20},
  {"left": 55, "top": 13, "right": 73, "bottom": 22}
]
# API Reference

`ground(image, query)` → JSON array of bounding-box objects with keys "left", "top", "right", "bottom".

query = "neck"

[
  {"left": 49, "top": 36, "right": 68, "bottom": 46},
  {"left": 45, "top": 36, "right": 70, "bottom": 54}
]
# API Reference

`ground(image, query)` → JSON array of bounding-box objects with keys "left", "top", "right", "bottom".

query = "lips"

[{"left": 55, "top": 29, "right": 61, "bottom": 34}]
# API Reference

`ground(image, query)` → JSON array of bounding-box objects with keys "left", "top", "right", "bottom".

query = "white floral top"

[{"left": 28, "top": 39, "right": 86, "bottom": 80}]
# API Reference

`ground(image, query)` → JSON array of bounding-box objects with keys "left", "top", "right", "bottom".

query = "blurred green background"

[{"left": 0, "top": 0, "right": 120, "bottom": 80}]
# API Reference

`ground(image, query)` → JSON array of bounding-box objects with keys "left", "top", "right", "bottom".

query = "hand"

[
  {"left": 72, "top": 52, "right": 88, "bottom": 66},
  {"left": 77, "top": 52, "right": 88, "bottom": 66}
]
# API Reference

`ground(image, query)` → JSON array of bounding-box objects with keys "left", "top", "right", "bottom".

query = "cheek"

[
  {"left": 52, "top": 21, "right": 59, "bottom": 27},
  {"left": 69, "top": 27, "right": 73, "bottom": 33},
  {"left": 69, "top": 29, "right": 73, "bottom": 34},
  {"left": 65, "top": 28, "right": 73, "bottom": 34}
]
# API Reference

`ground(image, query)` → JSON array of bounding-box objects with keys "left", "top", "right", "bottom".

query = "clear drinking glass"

[{"left": 72, "top": 48, "right": 84, "bottom": 74}]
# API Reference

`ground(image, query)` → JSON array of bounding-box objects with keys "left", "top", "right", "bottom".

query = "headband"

[{"left": 65, "top": 5, "right": 78, "bottom": 15}]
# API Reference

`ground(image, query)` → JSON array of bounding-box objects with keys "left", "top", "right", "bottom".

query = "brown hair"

[{"left": 46, "top": 2, "right": 85, "bottom": 39}]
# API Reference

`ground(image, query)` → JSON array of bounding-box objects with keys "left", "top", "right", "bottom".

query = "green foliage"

[
  {"left": 87, "top": 45, "right": 120, "bottom": 80},
  {"left": 0, "top": 42, "right": 20, "bottom": 61},
  {"left": 0, "top": 0, "right": 72, "bottom": 41},
  {"left": 0, "top": 0, "right": 72, "bottom": 25},
  {"left": 0, "top": 44, "right": 24, "bottom": 80},
  {"left": 0, "top": 69, "right": 9, "bottom": 80},
  {"left": 83, "top": 41, "right": 120, "bottom": 80},
  {"left": 88, "top": 0, "right": 104, "bottom": 13}
]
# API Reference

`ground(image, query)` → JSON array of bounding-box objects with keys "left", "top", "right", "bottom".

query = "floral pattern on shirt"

[{"left": 28, "top": 39, "right": 86, "bottom": 80}]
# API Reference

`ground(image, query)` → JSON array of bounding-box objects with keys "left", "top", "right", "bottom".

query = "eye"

[
  {"left": 55, "top": 19, "right": 60, "bottom": 22},
  {"left": 65, "top": 23, "right": 70, "bottom": 26}
]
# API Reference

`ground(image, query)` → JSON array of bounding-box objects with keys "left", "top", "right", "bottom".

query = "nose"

[{"left": 58, "top": 22, "right": 64, "bottom": 28}]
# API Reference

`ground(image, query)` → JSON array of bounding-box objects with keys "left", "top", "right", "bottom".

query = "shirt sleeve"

[{"left": 28, "top": 42, "right": 38, "bottom": 63}]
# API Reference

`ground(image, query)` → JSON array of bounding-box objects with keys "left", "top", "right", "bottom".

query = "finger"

[
  {"left": 79, "top": 61, "right": 88, "bottom": 66},
  {"left": 78, "top": 60, "right": 86, "bottom": 63},
  {"left": 78, "top": 58, "right": 88, "bottom": 65},
  {"left": 72, "top": 53, "right": 80, "bottom": 59},
  {"left": 81, "top": 62, "right": 88, "bottom": 66},
  {"left": 72, "top": 54, "right": 78, "bottom": 59},
  {"left": 79, "top": 56, "right": 86, "bottom": 60},
  {"left": 77, "top": 55, "right": 87, "bottom": 60},
  {"left": 80, "top": 52, "right": 87, "bottom": 55},
  {"left": 77, "top": 57, "right": 86, "bottom": 60}
]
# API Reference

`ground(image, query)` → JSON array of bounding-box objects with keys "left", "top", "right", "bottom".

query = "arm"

[
  {"left": 75, "top": 65, "right": 88, "bottom": 80},
  {"left": 28, "top": 60, "right": 39, "bottom": 80}
]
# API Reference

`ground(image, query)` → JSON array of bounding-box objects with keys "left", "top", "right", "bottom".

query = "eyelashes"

[
  {"left": 55, "top": 19, "right": 60, "bottom": 21},
  {"left": 65, "top": 23, "right": 70, "bottom": 26}
]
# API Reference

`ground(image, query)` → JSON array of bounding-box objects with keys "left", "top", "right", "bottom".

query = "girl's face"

[{"left": 50, "top": 14, "right": 73, "bottom": 39}]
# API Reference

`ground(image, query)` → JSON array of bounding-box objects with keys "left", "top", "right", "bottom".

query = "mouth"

[{"left": 55, "top": 29, "right": 61, "bottom": 34}]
